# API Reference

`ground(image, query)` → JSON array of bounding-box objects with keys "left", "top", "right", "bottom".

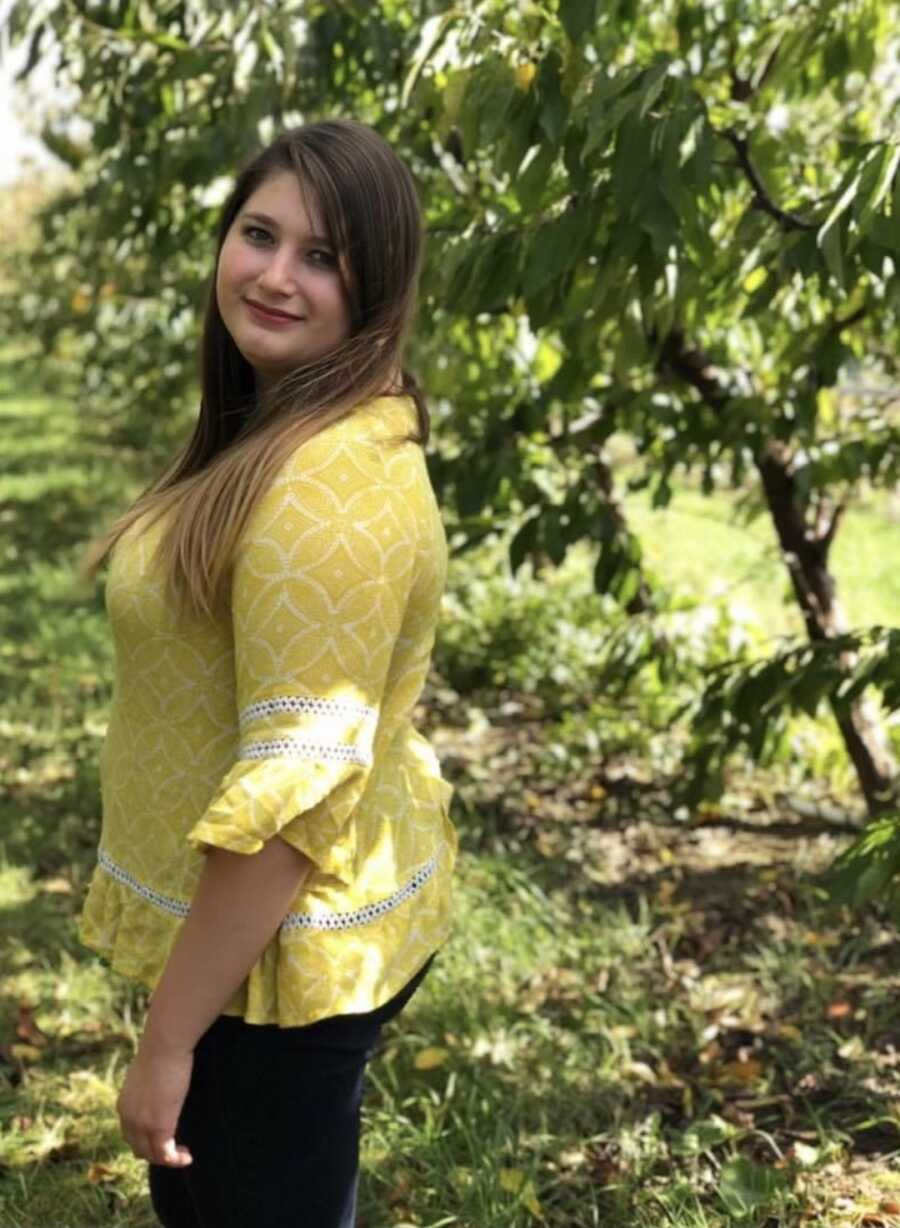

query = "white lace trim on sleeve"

[
  {"left": 238, "top": 737, "right": 372, "bottom": 765},
  {"left": 236, "top": 693, "right": 379, "bottom": 765},
  {"left": 239, "top": 695, "right": 378, "bottom": 729}
]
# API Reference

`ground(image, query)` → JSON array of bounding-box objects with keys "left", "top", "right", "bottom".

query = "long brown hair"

[{"left": 78, "top": 119, "right": 428, "bottom": 623}]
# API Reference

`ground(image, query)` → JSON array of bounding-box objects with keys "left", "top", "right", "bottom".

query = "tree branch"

[
  {"left": 729, "top": 41, "right": 781, "bottom": 101},
  {"left": 722, "top": 129, "right": 817, "bottom": 232},
  {"left": 828, "top": 304, "right": 868, "bottom": 335},
  {"left": 820, "top": 498, "right": 847, "bottom": 553}
]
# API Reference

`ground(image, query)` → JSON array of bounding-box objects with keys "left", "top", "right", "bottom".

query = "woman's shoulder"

[
  {"left": 333, "top": 393, "right": 419, "bottom": 446},
  {"left": 281, "top": 395, "right": 422, "bottom": 483},
  {"left": 239, "top": 396, "right": 429, "bottom": 536},
  {"left": 345, "top": 395, "right": 425, "bottom": 473}
]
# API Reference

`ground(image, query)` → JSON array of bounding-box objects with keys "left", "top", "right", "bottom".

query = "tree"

[{"left": 393, "top": 0, "right": 900, "bottom": 817}]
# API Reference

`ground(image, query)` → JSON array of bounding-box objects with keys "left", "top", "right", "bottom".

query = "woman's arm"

[
  {"left": 117, "top": 836, "right": 314, "bottom": 1166},
  {"left": 142, "top": 835, "right": 313, "bottom": 1053}
]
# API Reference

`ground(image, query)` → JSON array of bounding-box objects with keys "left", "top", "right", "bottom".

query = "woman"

[{"left": 77, "top": 119, "right": 458, "bottom": 1228}]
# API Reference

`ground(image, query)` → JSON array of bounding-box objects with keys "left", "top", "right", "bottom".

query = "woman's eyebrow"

[{"left": 241, "top": 210, "right": 331, "bottom": 245}]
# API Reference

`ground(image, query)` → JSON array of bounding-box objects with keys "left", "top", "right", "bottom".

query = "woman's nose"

[{"left": 258, "top": 249, "right": 299, "bottom": 293}]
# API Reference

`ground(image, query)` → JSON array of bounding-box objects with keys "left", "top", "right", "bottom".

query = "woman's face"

[{"left": 216, "top": 171, "right": 353, "bottom": 389}]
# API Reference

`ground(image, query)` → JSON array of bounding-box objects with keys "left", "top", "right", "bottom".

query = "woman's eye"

[
  {"left": 309, "top": 249, "right": 336, "bottom": 266},
  {"left": 242, "top": 226, "right": 272, "bottom": 244}
]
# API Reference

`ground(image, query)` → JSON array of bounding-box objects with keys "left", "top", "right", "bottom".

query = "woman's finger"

[{"left": 149, "top": 1132, "right": 193, "bottom": 1167}]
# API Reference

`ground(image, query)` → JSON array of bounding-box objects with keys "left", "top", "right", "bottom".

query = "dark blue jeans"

[{"left": 148, "top": 953, "right": 436, "bottom": 1228}]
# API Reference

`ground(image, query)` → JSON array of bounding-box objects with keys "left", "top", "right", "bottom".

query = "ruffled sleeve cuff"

[{"left": 186, "top": 756, "right": 366, "bottom": 887}]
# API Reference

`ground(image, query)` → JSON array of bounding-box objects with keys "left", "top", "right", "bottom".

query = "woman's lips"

[{"left": 245, "top": 299, "right": 303, "bottom": 325}]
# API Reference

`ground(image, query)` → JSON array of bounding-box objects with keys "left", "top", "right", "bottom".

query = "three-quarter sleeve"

[{"left": 186, "top": 424, "right": 420, "bottom": 886}]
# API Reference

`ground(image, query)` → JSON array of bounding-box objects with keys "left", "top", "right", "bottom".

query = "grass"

[
  {"left": 620, "top": 470, "right": 900, "bottom": 642},
  {"left": 3, "top": 348, "right": 900, "bottom": 1227}
]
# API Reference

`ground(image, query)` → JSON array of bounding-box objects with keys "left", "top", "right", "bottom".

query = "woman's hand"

[{"left": 116, "top": 1042, "right": 195, "bottom": 1167}]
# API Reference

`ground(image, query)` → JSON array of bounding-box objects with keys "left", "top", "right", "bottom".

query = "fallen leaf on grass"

[
  {"left": 623, "top": 1060, "right": 657, "bottom": 1084},
  {"left": 776, "top": 1023, "right": 803, "bottom": 1041},
  {"left": 385, "top": 1168, "right": 412, "bottom": 1203},
  {"left": 534, "top": 830, "right": 561, "bottom": 857},
  {"left": 790, "top": 1141, "right": 819, "bottom": 1167},
  {"left": 499, "top": 1169, "right": 543, "bottom": 1218},
  {"left": 872, "top": 1174, "right": 900, "bottom": 1191},
  {"left": 39, "top": 876, "right": 73, "bottom": 894},
  {"left": 699, "top": 1039, "right": 723, "bottom": 1065},
  {"left": 803, "top": 930, "right": 841, "bottom": 947},
  {"left": 585, "top": 1143, "right": 624, "bottom": 1187},
  {"left": 825, "top": 1001, "right": 852, "bottom": 1019},
  {"left": 4, "top": 1043, "right": 43, "bottom": 1064},
  {"left": 86, "top": 1163, "right": 117, "bottom": 1184},
  {"left": 721, "top": 1102, "right": 755, "bottom": 1129},
  {"left": 713, "top": 1057, "right": 764, "bottom": 1087},
  {"left": 838, "top": 1035, "right": 866, "bottom": 1060},
  {"left": 16, "top": 1003, "right": 49, "bottom": 1047},
  {"left": 413, "top": 1047, "right": 449, "bottom": 1070}
]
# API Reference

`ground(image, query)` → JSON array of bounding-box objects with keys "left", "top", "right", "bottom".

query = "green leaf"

[
  {"left": 560, "top": 0, "right": 599, "bottom": 44},
  {"left": 460, "top": 59, "right": 517, "bottom": 153},
  {"left": 822, "top": 164, "right": 864, "bottom": 225},
  {"left": 515, "top": 142, "right": 557, "bottom": 211},
  {"left": 593, "top": 540, "right": 618, "bottom": 595},
  {"left": 718, "top": 1157, "right": 784, "bottom": 1219},
  {"left": 497, "top": 90, "right": 540, "bottom": 178},
  {"left": 818, "top": 218, "right": 846, "bottom": 288},
  {"left": 582, "top": 81, "right": 643, "bottom": 159},
  {"left": 638, "top": 187, "right": 678, "bottom": 258},
  {"left": 444, "top": 240, "right": 482, "bottom": 311},
  {"left": 827, "top": 813, "right": 900, "bottom": 908},
  {"left": 613, "top": 308, "right": 648, "bottom": 377},
  {"left": 637, "top": 59, "right": 670, "bottom": 119},
  {"left": 401, "top": 9, "right": 460, "bottom": 107},
  {"left": 456, "top": 463, "right": 488, "bottom": 516},
  {"left": 522, "top": 203, "right": 593, "bottom": 297},
  {"left": 744, "top": 270, "right": 781, "bottom": 315},
  {"left": 470, "top": 231, "right": 523, "bottom": 311},
  {"left": 537, "top": 50, "right": 568, "bottom": 144},
  {"left": 581, "top": 63, "right": 644, "bottom": 109},
  {"left": 671, "top": 1116, "right": 737, "bottom": 1155},
  {"left": 855, "top": 143, "right": 900, "bottom": 234},
  {"left": 865, "top": 213, "right": 900, "bottom": 254},
  {"left": 509, "top": 514, "right": 540, "bottom": 574},
  {"left": 612, "top": 110, "right": 652, "bottom": 212},
  {"left": 823, "top": 32, "right": 850, "bottom": 81}
]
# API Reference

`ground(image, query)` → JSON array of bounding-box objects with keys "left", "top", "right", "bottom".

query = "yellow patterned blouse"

[{"left": 79, "top": 394, "right": 458, "bottom": 1026}]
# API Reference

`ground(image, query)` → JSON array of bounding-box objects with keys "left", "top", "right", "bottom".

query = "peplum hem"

[
  {"left": 78, "top": 868, "right": 179, "bottom": 995},
  {"left": 77, "top": 835, "right": 458, "bottom": 1028}
]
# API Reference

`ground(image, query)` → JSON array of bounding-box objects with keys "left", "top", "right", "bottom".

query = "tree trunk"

[
  {"left": 659, "top": 330, "right": 897, "bottom": 816},
  {"left": 756, "top": 439, "right": 897, "bottom": 815}
]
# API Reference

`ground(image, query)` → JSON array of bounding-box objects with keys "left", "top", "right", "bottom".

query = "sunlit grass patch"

[{"left": 621, "top": 480, "right": 900, "bottom": 642}]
